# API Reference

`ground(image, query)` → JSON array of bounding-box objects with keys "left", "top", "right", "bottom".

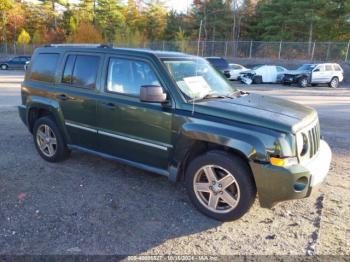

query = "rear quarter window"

[
  {"left": 30, "top": 53, "right": 60, "bottom": 82},
  {"left": 334, "top": 65, "right": 342, "bottom": 71}
]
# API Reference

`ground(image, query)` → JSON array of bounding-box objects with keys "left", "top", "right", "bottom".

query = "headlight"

[{"left": 296, "top": 132, "right": 308, "bottom": 156}]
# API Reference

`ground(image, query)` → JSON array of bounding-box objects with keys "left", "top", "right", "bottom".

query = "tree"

[
  {"left": 141, "top": 0, "right": 167, "bottom": 41},
  {"left": 17, "top": 29, "right": 30, "bottom": 45},
  {"left": 163, "top": 10, "right": 188, "bottom": 41},
  {"left": 0, "top": 0, "right": 13, "bottom": 52},
  {"left": 95, "top": 0, "right": 125, "bottom": 43},
  {"left": 68, "top": 21, "right": 103, "bottom": 43}
]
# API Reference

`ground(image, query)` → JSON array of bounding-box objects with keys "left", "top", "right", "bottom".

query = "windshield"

[
  {"left": 162, "top": 58, "right": 236, "bottom": 101},
  {"left": 297, "top": 64, "right": 316, "bottom": 71}
]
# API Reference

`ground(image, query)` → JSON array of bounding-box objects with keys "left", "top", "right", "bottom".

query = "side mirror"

[
  {"left": 140, "top": 85, "right": 167, "bottom": 103},
  {"left": 313, "top": 68, "right": 320, "bottom": 72}
]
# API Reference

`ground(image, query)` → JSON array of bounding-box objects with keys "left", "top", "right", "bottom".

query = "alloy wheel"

[
  {"left": 36, "top": 124, "right": 57, "bottom": 157},
  {"left": 193, "top": 165, "right": 240, "bottom": 214},
  {"left": 330, "top": 78, "right": 338, "bottom": 88}
]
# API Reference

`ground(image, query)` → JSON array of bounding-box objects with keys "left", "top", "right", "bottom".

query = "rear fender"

[{"left": 26, "top": 96, "right": 71, "bottom": 143}]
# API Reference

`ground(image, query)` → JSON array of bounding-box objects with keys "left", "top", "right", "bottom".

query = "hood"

[
  {"left": 284, "top": 69, "right": 310, "bottom": 75},
  {"left": 194, "top": 93, "right": 317, "bottom": 133}
]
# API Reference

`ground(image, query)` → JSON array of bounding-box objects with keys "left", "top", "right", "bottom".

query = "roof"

[{"left": 39, "top": 44, "right": 193, "bottom": 59}]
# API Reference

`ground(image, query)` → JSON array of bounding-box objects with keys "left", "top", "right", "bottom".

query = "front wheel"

[
  {"left": 298, "top": 77, "right": 308, "bottom": 88},
  {"left": 185, "top": 151, "right": 256, "bottom": 221},
  {"left": 33, "top": 116, "right": 70, "bottom": 162},
  {"left": 0, "top": 64, "right": 8, "bottom": 70},
  {"left": 328, "top": 77, "right": 339, "bottom": 88}
]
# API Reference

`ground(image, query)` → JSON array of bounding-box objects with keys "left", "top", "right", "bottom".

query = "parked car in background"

[
  {"left": 0, "top": 56, "right": 31, "bottom": 70},
  {"left": 228, "top": 63, "right": 248, "bottom": 80},
  {"left": 239, "top": 65, "right": 288, "bottom": 84},
  {"left": 282, "top": 63, "right": 344, "bottom": 88},
  {"left": 205, "top": 57, "right": 231, "bottom": 79}
]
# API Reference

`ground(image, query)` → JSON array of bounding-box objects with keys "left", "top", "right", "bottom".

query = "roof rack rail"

[{"left": 43, "top": 44, "right": 113, "bottom": 48}]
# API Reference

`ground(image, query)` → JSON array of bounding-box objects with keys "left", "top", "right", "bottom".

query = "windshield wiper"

[{"left": 189, "top": 93, "right": 225, "bottom": 102}]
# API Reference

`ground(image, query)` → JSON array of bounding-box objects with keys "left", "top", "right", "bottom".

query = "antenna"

[{"left": 193, "top": 19, "right": 203, "bottom": 116}]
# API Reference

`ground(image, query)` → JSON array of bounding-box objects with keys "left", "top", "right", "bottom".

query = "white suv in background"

[{"left": 282, "top": 63, "right": 344, "bottom": 88}]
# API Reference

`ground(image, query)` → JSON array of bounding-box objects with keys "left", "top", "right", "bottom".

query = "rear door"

[
  {"left": 55, "top": 52, "right": 104, "bottom": 150},
  {"left": 96, "top": 55, "right": 173, "bottom": 170},
  {"left": 324, "top": 64, "right": 334, "bottom": 82}
]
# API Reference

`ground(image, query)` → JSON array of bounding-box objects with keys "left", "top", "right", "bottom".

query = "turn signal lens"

[{"left": 270, "top": 157, "right": 298, "bottom": 167}]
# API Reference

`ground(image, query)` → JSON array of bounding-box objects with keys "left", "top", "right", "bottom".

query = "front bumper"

[
  {"left": 251, "top": 139, "right": 332, "bottom": 208},
  {"left": 282, "top": 76, "right": 297, "bottom": 84},
  {"left": 18, "top": 105, "right": 27, "bottom": 126}
]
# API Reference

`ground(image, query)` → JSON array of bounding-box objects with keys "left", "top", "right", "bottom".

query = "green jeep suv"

[{"left": 18, "top": 44, "right": 332, "bottom": 221}]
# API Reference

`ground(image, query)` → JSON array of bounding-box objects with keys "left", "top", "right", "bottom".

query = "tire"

[
  {"left": 298, "top": 77, "right": 308, "bottom": 88},
  {"left": 185, "top": 150, "right": 256, "bottom": 221},
  {"left": 0, "top": 64, "right": 8, "bottom": 70},
  {"left": 328, "top": 77, "right": 339, "bottom": 88},
  {"left": 253, "top": 75, "right": 262, "bottom": 84},
  {"left": 33, "top": 116, "right": 70, "bottom": 162}
]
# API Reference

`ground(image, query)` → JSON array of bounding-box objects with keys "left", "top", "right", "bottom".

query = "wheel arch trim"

[{"left": 25, "top": 96, "right": 71, "bottom": 144}]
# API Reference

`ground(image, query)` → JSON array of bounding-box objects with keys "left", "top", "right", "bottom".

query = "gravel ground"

[{"left": 0, "top": 71, "right": 349, "bottom": 256}]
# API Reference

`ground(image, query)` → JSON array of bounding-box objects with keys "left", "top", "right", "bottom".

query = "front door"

[
  {"left": 55, "top": 52, "right": 103, "bottom": 150},
  {"left": 96, "top": 56, "right": 173, "bottom": 170}
]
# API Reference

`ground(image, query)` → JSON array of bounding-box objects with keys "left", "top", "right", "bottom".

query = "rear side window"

[
  {"left": 30, "top": 53, "right": 59, "bottom": 82},
  {"left": 61, "top": 55, "right": 100, "bottom": 89},
  {"left": 325, "top": 65, "right": 333, "bottom": 71}
]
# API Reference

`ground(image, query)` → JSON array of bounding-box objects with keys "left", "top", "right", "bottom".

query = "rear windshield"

[{"left": 30, "top": 53, "right": 60, "bottom": 82}]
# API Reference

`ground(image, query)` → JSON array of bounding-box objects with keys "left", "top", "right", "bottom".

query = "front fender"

[
  {"left": 180, "top": 122, "right": 265, "bottom": 159},
  {"left": 169, "top": 120, "right": 278, "bottom": 182},
  {"left": 26, "top": 96, "right": 71, "bottom": 143}
]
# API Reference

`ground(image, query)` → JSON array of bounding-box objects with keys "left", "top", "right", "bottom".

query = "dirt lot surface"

[{"left": 0, "top": 71, "right": 349, "bottom": 256}]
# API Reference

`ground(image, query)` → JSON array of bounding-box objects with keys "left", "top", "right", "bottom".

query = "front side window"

[
  {"left": 61, "top": 55, "right": 100, "bottom": 88},
  {"left": 31, "top": 53, "right": 59, "bottom": 82},
  {"left": 163, "top": 57, "right": 236, "bottom": 101},
  {"left": 107, "top": 58, "right": 160, "bottom": 96}
]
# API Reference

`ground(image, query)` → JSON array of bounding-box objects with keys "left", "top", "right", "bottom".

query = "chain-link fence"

[{"left": 1, "top": 41, "right": 350, "bottom": 62}]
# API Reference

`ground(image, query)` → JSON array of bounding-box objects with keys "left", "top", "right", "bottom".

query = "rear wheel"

[
  {"left": 298, "top": 77, "right": 308, "bottom": 88},
  {"left": 185, "top": 151, "right": 256, "bottom": 221},
  {"left": 0, "top": 64, "right": 8, "bottom": 70},
  {"left": 328, "top": 77, "right": 339, "bottom": 88},
  {"left": 33, "top": 116, "right": 70, "bottom": 162}
]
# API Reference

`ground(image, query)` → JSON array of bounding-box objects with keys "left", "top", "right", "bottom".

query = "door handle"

[
  {"left": 101, "top": 102, "right": 116, "bottom": 109},
  {"left": 58, "top": 94, "right": 69, "bottom": 101}
]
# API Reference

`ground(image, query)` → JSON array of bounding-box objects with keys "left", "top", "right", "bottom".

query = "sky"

[
  {"left": 25, "top": 0, "right": 193, "bottom": 14},
  {"left": 166, "top": 0, "right": 192, "bottom": 13}
]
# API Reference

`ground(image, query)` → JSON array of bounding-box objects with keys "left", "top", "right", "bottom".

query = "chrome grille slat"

[
  {"left": 298, "top": 120, "right": 321, "bottom": 160},
  {"left": 308, "top": 130, "right": 314, "bottom": 158},
  {"left": 312, "top": 126, "right": 317, "bottom": 155}
]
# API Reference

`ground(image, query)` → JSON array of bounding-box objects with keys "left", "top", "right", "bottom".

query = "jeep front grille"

[{"left": 307, "top": 122, "right": 320, "bottom": 158}]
